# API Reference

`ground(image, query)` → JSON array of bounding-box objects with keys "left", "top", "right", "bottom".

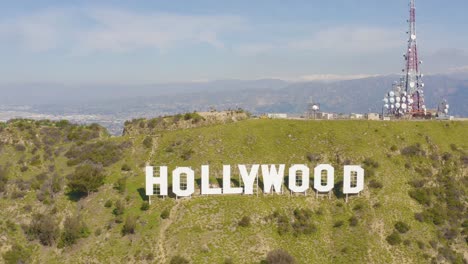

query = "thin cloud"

[
  {"left": 289, "top": 26, "right": 401, "bottom": 53},
  {"left": 0, "top": 8, "right": 245, "bottom": 54}
]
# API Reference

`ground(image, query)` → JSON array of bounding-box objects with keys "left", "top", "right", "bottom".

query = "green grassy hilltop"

[{"left": 0, "top": 118, "right": 467, "bottom": 264}]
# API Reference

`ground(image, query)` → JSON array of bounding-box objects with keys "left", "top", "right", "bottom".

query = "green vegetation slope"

[{"left": 0, "top": 118, "right": 467, "bottom": 264}]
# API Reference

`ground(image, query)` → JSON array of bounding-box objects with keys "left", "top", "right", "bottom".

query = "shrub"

[
  {"left": 114, "top": 177, "right": 127, "bottom": 194},
  {"left": 67, "top": 163, "right": 105, "bottom": 196},
  {"left": 349, "top": 216, "right": 358, "bottom": 227},
  {"left": 306, "top": 153, "right": 321, "bottom": 162},
  {"left": 104, "top": 200, "right": 113, "bottom": 208},
  {"left": 369, "top": 180, "right": 383, "bottom": 189},
  {"left": 122, "top": 215, "right": 137, "bottom": 235},
  {"left": 2, "top": 244, "right": 31, "bottom": 264},
  {"left": 333, "top": 220, "right": 344, "bottom": 228},
  {"left": 238, "top": 216, "right": 251, "bottom": 227},
  {"left": 161, "top": 209, "right": 170, "bottom": 219},
  {"left": 15, "top": 144, "right": 26, "bottom": 152},
  {"left": 409, "top": 189, "right": 431, "bottom": 206},
  {"left": 0, "top": 166, "right": 8, "bottom": 193},
  {"left": 386, "top": 231, "right": 402, "bottom": 245},
  {"left": 25, "top": 213, "right": 59, "bottom": 246},
  {"left": 363, "top": 158, "right": 379, "bottom": 168},
  {"left": 390, "top": 145, "right": 398, "bottom": 151},
  {"left": 170, "top": 255, "right": 190, "bottom": 264},
  {"left": 401, "top": 143, "right": 425, "bottom": 157},
  {"left": 181, "top": 149, "right": 195, "bottom": 161},
  {"left": 140, "top": 201, "right": 150, "bottom": 211},
  {"left": 394, "top": 221, "right": 410, "bottom": 233},
  {"left": 143, "top": 137, "right": 153, "bottom": 149},
  {"left": 113, "top": 200, "right": 125, "bottom": 216},
  {"left": 59, "top": 214, "right": 89, "bottom": 247},
  {"left": 121, "top": 164, "right": 131, "bottom": 171},
  {"left": 266, "top": 249, "right": 295, "bottom": 264},
  {"left": 65, "top": 140, "right": 129, "bottom": 167},
  {"left": 291, "top": 208, "right": 316, "bottom": 235}
]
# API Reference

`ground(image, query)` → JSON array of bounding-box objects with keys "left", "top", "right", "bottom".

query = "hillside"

[{"left": 0, "top": 118, "right": 467, "bottom": 264}]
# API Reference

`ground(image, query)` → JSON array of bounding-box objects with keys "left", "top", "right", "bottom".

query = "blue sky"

[{"left": 1, "top": 0, "right": 467, "bottom": 83}]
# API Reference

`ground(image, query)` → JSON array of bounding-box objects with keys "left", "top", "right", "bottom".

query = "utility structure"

[{"left": 383, "top": 0, "right": 428, "bottom": 118}]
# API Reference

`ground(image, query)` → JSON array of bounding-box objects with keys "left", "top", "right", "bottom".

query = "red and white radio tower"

[{"left": 383, "top": 0, "right": 427, "bottom": 118}]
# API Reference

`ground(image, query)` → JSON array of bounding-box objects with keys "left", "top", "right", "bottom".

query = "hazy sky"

[{"left": 1, "top": 0, "right": 467, "bottom": 83}]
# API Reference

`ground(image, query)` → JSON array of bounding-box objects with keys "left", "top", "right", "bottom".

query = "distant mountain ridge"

[{"left": 0, "top": 74, "right": 466, "bottom": 117}]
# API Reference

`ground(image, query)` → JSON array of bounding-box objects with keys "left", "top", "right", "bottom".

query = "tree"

[
  {"left": 266, "top": 249, "right": 296, "bottom": 264},
  {"left": 67, "top": 163, "right": 105, "bottom": 196}
]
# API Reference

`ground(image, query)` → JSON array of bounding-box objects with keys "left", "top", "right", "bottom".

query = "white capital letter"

[
  {"left": 343, "top": 165, "right": 364, "bottom": 194},
  {"left": 173, "top": 167, "right": 195, "bottom": 197},
  {"left": 201, "top": 165, "right": 222, "bottom": 195},
  {"left": 223, "top": 165, "right": 243, "bottom": 194},
  {"left": 314, "top": 164, "right": 334, "bottom": 192},
  {"left": 288, "top": 164, "right": 310, "bottom": 193},
  {"left": 262, "top": 164, "right": 285, "bottom": 194},
  {"left": 239, "top": 164, "right": 259, "bottom": 195},
  {"left": 146, "top": 166, "right": 168, "bottom": 196}
]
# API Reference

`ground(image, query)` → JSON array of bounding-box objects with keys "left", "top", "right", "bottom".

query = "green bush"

[
  {"left": 265, "top": 249, "right": 295, "bottom": 264},
  {"left": 170, "top": 255, "right": 190, "bottom": 264},
  {"left": 143, "top": 136, "right": 153, "bottom": 149},
  {"left": 113, "top": 200, "right": 125, "bottom": 216},
  {"left": 114, "top": 177, "right": 127, "bottom": 194},
  {"left": 386, "top": 231, "right": 402, "bottom": 245},
  {"left": 161, "top": 209, "right": 170, "bottom": 219},
  {"left": 349, "top": 216, "right": 358, "bottom": 227},
  {"left": 59, "top": 214, "right": 89, "bottom": 247},
  {"left": 122, "top": 215, "right": 137, "bottom": 235},
  {"left": 25, "top": 213, "right": 59, "bottom": 246},
  {"left": 394, "top": 221, "right": 410, "bottom": 233},
  {"left": 140, "top": 201, "right": 150, "bottom": 211},
  {"left": 333, "top": 220, "right": 344, "bottom": 228},
  {"left": 104, "top": 200, "right": 112, "bottom": 208},
  {"left": 409, "top": 189, "right": 432, "bottom": 206},
  {"left": 67, "top": 163, "right": 105, "bottom": 196},
  {"left": 121, "top": 164, "right": 131, "bottom": 171},
  {"left": 2, "top": 244, "right": 31, "bottom": 264},
  {"left": 238, "top": 216, "right": 251, "bottom": 227},
  {"left": 0, "top": 166, "right": 8, "bottom": 193}
]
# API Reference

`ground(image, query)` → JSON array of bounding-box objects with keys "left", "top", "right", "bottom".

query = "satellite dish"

[
  {"left": 384, "top": 104, "right": 389, "bottom": 109},
  {"left": 421, "top": 83, "right": 425, "bottom": 87},
  {"left": 391, "top": 104, "right": 395, "bottom": 109},
  {"left": 390, "top": 98, "right": 395, "bottom": 104},
  {"left": 396, "top": 97, "right": 401, "bottom": 102},
  {"left": 411, "top": 34, "right": 417, "bottom": 40},
  {"left": 396, "top": 103, "right": 401, "bottom": 108},
  {"left": 410, "top": 82, "right": 415, "bottom": 88},
  {"left": 389, "top": 91, "right": 395, "bottom": 97},
  {"left": 444, "top": 109, "right": 449, "bottom": 114},
  {"left": 402, "top": 97, "right": 407, "bottom": 102},
  {"left": 383, "top": 98, "right": 389, "bottom": 103},
  {"left": 422, "top": 105, "right": 426, "bottom": 109},
  {"left": 402, "top": 103, "right": 407, "bottom": 109},
  {"left": 446, "top": 104, "right": 450, "bottom": 109}
]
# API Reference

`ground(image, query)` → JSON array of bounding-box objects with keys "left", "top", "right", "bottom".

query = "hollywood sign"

[{"left": 146, "top": 164, "right": 364, "bottom": 197}]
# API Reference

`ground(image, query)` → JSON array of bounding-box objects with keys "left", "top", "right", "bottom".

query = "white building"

[{"left": 267, "top": 113, "right": 288, "bottom": 119}]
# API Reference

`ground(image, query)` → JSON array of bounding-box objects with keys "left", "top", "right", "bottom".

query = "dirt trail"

[
  {"left": 146, "top": 136, "right": 159, "bottom": 165},
  {"left": 156, "top": 200, "right": 183, "bottom": 263}
]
